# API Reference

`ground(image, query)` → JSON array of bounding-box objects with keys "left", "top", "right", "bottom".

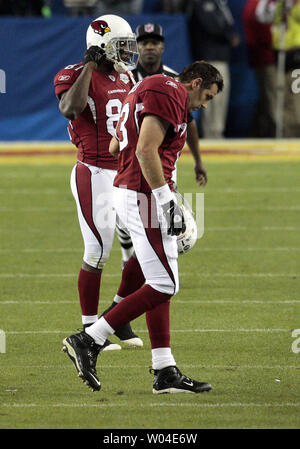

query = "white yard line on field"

[
  {"left": 191, "top": 247, "right": 300, "bottom": 251},
  {"left": 1, "top": 187, "right": 300, "bottom": 194},
  {"left": 1, "top": 300, "right": 300, "bottom": 305},
  {"left": 206, "top": 206, "right": 300, "bottom": 211},
  {"left": 207, "top": 226, "right": 300, "bottom": 231},
  {"left": 0, "top": 247, "right": 300, "bottom": 253},
  {"left": 205, "top": 187, "right": 300, "bottom": 193},
  {"left": 1, "top": 402, "right": 300, "bottom": 409},
  {"left": 0, "top": 273, "right": 298, "bottom": 278},
  {"left": 1, "top": 226, "right": 300, "bottom": 232},
  {"left": 0, "top": 207, "right": 74, "bottom": 212},
  {"left": 1, "top": 206, "right": 300, "bottom": 212},
  {"left": 2, "top": 364, "right": 299, "bottom": 370},
  {"left": 0, "top": 189, "right": 64, "bottom": 195},
  {"left": 0, "top": 173, "right": 69, "bottom": 179},
  {"left": 4, "top": 329, "right": 291, "bottom": 335}
]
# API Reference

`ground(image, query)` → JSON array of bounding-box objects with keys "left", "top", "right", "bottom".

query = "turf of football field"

[{"left": 0, "top": 156, "right": 300, "bottom": 429}]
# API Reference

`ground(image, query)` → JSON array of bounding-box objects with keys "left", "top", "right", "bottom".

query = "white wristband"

[{"left": 152, "top": 184, "right": 173, "bottom": 205}]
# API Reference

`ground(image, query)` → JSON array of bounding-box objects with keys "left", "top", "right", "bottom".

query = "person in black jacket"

[{"left": 187, "top": 0, "right": 240, "bottom": 138}]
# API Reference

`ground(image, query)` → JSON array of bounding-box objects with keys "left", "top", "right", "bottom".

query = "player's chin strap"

[
  {"left": 127, "top": 70, "right": 137, "bottom": 85},
  {"left": 113, "top": 60, "right": 128, "bottom": 73},
  {"left": 113, "top": 62, "right": 137, "bottom": 87},
  {"left": 110, "top": 55, "right": 137, "bottom": 86}
]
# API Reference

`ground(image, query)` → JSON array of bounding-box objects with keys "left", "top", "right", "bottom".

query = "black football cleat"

[
  {"left": 151, "top": 366, "right": 212, "bottom": 394},
  {"left": 62, "top": 331, "right": 102, "bottom": 391},
  {"left": 114, "top": 323, "right": 143, "bottom": 347},
  {"left": 83, "top": 323, "right": 121, "bottom": 351},
  {"left": 100, "top": 303, "right": 143, "bottom": 348}
]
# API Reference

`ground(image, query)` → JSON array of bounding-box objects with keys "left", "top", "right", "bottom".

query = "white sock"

[
  {"left": 85, "top": 316, "right": 115, "bottom": 346},
  {"left": 152, "top": 347, "right": 176, "bottom": 370},
  {"left": 113, "top": 295, "right": 124, "bottom": 304},
  {"left": 82, "top": 315, "right": 98, "bottom": 325}
]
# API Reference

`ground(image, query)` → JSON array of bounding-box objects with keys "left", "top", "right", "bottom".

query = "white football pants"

[
  {"left": 70, "top": 162, "right": 117, "bottom": 270},
  {"left": 113, "top": 187, "right": 179, "bottom": 296}
]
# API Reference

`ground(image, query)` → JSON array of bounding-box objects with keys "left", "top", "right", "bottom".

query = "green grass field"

[{"left": 0, "top": 157, "right": 300, "bottom": 429}]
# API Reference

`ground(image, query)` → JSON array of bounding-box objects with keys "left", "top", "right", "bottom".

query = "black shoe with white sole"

[
  {"left": 151, "top": 366, "right": 212, "bottom": 394},
  {"left": 83, "top": 323, "right": 121, "bottom": 351},
  {"left": 100, "top": 303, "right": 143, "bottom": 348},
  {"left": 114, "top": 323, "right": 143, "bottom": 347},
  {"left": 62, "top": 331, "right": 102, "bottom": 391}
]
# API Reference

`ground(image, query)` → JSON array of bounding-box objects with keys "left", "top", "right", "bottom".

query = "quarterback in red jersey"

[
  {"left": 114, "top": 74, "right": 188, "bottom": 193},
  {"left": 55, "top": 15, "right": 143, "bottom": 350},
  {"left": 62, "top": 61, "right": 224, "bottom": 393},
  {"left": 114, "top": 23, "right": 209, "bottom": 267}
]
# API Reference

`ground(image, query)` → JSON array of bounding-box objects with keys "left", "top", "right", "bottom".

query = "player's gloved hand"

[
  {"left": 161, "top": 200, "right": 186, "bottom": 236},
  {"left": 84, "top": 46, "right": 105, "bottom": 67},
  {"left": 152, "top": 184, "right": 186, "bottom": 236}
]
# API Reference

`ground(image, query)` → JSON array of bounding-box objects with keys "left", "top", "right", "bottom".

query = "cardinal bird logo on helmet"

[{"left": 91, "top": 20, "right": 111, "bottom": 36}]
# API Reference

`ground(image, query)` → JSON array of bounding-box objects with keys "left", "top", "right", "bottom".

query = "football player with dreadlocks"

[{"left": 54, "top": 15, "right": 143, "bottom": 350}]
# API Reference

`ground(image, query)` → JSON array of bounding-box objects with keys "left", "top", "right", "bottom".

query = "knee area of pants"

[
  {"left": 83, "top": 254, "right": 108, "bottom": 270},
  {"left": 148, "top": 281, "right": 179, "bottom": 296}
]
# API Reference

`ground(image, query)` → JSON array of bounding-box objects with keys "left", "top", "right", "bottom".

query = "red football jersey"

[
  {"left": 54, "top": 63, "right": 133, "bottom": 169},
  {"left": 114, "top": 74, "right": 188, "bottom": 192}
]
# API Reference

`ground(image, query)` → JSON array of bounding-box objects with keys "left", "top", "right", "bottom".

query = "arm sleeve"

[{"left": 53, "top": 65, "right": 83, "bottom": 99}]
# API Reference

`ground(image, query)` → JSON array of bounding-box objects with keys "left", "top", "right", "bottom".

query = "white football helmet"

[
  {"left": 172, "top": 188, "right": 198, "bottom": 256},
  {"left": 177, "top": 204, "right": 198, "bottom": 255},
  {"left": 86, "top": 15, "right": 139, "bottom": 73}
]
